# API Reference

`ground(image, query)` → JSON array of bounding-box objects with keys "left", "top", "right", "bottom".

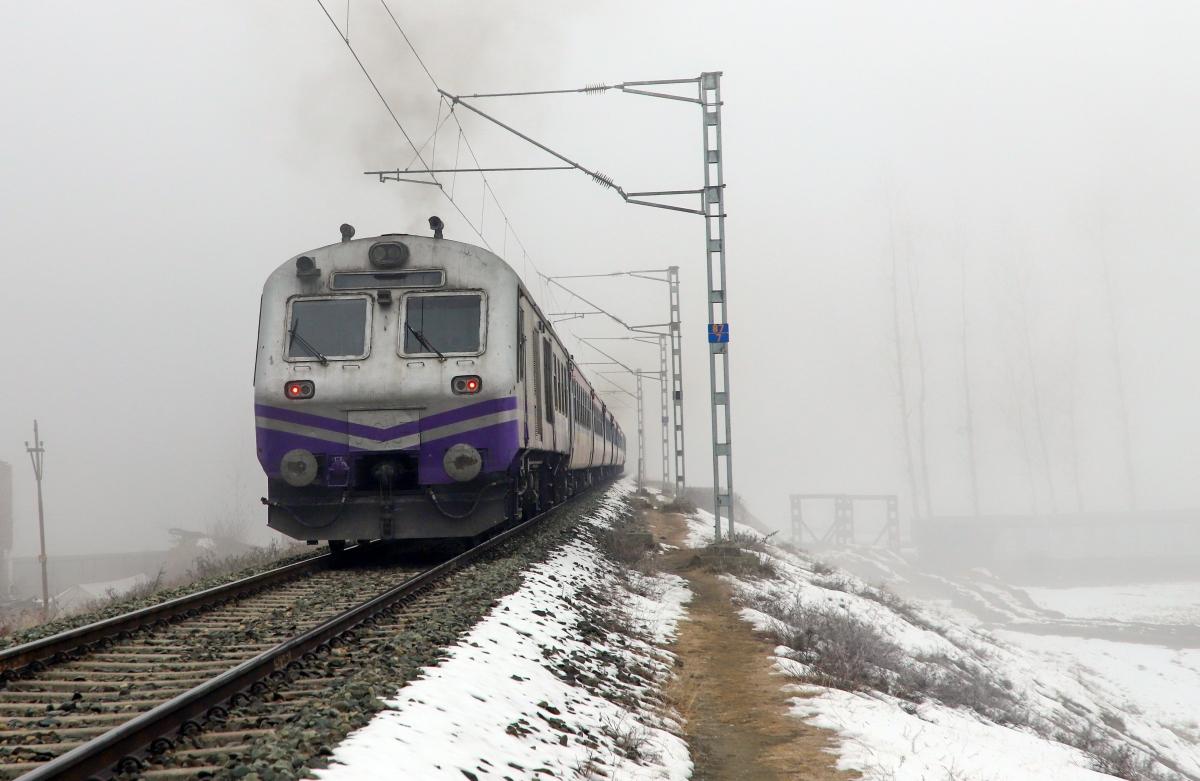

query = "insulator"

[
  {"left": 582, "top": 83, "right": 608, "bottom": 94},
  {"left": 591, "top": 171, "right": 615, "bottom": 189}
]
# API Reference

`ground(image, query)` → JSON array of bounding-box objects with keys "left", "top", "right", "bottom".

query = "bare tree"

[
  {"left": 1012, "top": 261, "right": 1058, "bottom": 513},
  {"left": 1065, "top": 336, "right": 1086, "bottom": 513},
  {"left": 1100, "top": 250, "right": 1138, "bottom": 510},
  {"left": 1003, "top": 355, "right": 1040, "bottom": 514},
  {"left": 888, "top": 213, "right": 922, "bottom": 519},
  {"left": 905, "top": 246, "right": 935, "bottom": 518},
  {"left": 959, "top": 255, "right": 981, "bottom": 516}
]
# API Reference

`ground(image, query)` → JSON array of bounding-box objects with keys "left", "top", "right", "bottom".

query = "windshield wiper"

[
  {"left": 289, "top": 320, "right": 328, "bottom": 364},
  {"left": 407, "top": 323, "right": 446, "bottom": 361}
]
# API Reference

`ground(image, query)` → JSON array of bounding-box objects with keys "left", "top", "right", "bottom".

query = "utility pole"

[
  {"left": 24, "top": 421, "right": 49, "bottom": 621},
  {"left": 636, "top": 373, "right": 645, "bottom": 486},
  {"left": 697, "top": 73, "right": 734, "bottom": 540},
  {"left": 658, "top": 334, "right": 670, "bottom": 495},
  {"left": 667, "top": 266, "right": 685, "bottom": 497}
]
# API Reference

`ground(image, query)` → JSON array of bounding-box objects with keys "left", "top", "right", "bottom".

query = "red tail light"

[
  {"left": 285, "top": 380, "right": 315, "bottom": 400},
  {"left": 452, "top": 375, "right": 482, "bottom": 395}
]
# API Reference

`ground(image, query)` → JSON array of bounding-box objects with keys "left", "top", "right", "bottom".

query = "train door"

[
  {"left": 566, "top": 365, "right": 575, "bottom": 461},
  {"left": 528, "top": 304, "right": 542, "bottom": 444},
  {"left": 542, "top": 338, "right": 555, "bottom": 450},
  {"left": 518, "top": 303, "right": 529, "bottom": 446}
]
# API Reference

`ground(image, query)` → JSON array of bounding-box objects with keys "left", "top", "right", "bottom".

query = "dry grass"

[{"left": 659, "top": 495, "right": 697, "bottom": 515}]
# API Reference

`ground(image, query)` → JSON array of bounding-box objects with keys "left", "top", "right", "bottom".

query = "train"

[{"left": 253, "top": 221, "right": 625, "bottom": 553}]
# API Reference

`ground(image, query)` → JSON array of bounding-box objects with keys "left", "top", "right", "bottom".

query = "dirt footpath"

[{"left": 648, "top": 510, "right": 857, "bottom": 781}]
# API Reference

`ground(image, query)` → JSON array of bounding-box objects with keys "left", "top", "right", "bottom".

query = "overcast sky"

[{"left": 2, "top": 1, "right": 1198, "bottom": 555}]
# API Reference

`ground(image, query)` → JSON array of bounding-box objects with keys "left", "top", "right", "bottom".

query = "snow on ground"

[
  {"left": 1023, "top": 583, "right": 1200, "bottom": 626},
  {"left": 790, "top": 686, "right": 1113, "bottom": 781},
  {"left": 316, "top": 482, "right": 692, "bottom": 781},
  {"left": 996, "top": 631, "right": 1200, "bottom": 746},
  {"left": 683, "top": 511, "right": 1200, "bottom": 781}
]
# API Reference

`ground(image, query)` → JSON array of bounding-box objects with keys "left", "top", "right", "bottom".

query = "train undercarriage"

[{"left": 264, "top": 450, "right": 622, "bottom": 550}]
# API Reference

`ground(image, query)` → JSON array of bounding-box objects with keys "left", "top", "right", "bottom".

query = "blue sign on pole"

[{"left": 708, "top": 323, "right": 730, "bottom": 343}]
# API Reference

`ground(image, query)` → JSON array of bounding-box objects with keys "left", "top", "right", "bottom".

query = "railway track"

[{"left": 0, "top": 489, "right": 599, "bottom": 780}]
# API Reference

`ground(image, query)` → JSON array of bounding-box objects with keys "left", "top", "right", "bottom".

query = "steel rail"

[
  {"left": 17, "top": 487, "right": 600, "bottom": 780},
  {"left": 0, "top": 549, "right": 350, "bottom": 678}
]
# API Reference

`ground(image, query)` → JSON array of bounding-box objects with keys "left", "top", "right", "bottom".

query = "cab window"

[
  {"left": 286, "top": 297, "right": 370, "bottom": 360},
  {"left": 402, "top": 292, "right": 484, "bottom": 356}
]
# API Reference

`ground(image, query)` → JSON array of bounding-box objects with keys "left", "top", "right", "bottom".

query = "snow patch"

[{"left": 316, "top": 482, "right": 692, "bottom": 781}]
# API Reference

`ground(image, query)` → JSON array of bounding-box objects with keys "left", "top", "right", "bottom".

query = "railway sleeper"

[
  {"left": 0, "top": 738, "right": 88, "bottom": 757},
  {"left": 138, "top": 765, "right": 224, "bottom": 780},
  {"left": 21, "top": 671, "right": 213, "bottom": 685},
  {"left": 53, "top": 660, "right": 248, "bottom": 673},
  {"left": 0, "top": 760, "right": 49, "bottom": 779},
  {"left": 0, "top": 711, "right": 135, "bottom": 726},
  {"left": 2, "top": 679, "right": 195, "bottom": 693},
  {"left": 0, "top": 696, "right": 179, "bottom": 716},
  {"left": 0, "top": 729, "right": 111, "bottom": 745}
]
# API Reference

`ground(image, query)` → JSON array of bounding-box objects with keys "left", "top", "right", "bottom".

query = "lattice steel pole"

[
  {"left": 636, "top": 373, "right": 645, "bottom": 486},
  {"left": 700, "top": 72, "right": 734, "bottom": 540},
  {"left": 668, "top": 265, "right": 685, "bottom": 497},
  {"left": 658, "top": 334, "right": 670, "bottom": 491}
]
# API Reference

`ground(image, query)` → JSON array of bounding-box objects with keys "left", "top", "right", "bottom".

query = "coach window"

[
  {"left": 286, "top": 296, "right": 370, "bottom": 361},
  {"left": 401, "top": 292, "right": 485, "bottom": 356}
]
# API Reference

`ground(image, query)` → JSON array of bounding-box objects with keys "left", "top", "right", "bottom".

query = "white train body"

[{"left": 254, "top": 229, "right": 625, "bottom": 541}]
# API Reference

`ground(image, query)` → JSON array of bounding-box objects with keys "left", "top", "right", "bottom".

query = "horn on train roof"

[{"left": 428, "top": 215, "right": 444, "bottom": 240}]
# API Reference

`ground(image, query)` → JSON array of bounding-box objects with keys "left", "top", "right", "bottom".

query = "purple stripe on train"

[
  {"left": 256, "top": 419, "right": 520, "bottom": 486},
  {"left": 254, "top": 396, "right": 518, "bottom": 442}
]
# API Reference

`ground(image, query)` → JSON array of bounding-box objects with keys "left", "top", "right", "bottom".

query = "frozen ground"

[
  {"left": 1023, "top": 582, "right": 1200, "bottom": 626},
  {"left": 685, "top": 509, "right": 1200, "bottom": 781},
  {"left": 316, "top": 482, "right": 693, "bottom": 781}
]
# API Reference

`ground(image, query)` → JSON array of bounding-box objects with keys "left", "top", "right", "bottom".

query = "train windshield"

[
  {"left": 287, "top": 298, "right": 369, "bottom": 360},
  {"left": 403, "top": 293, "right": 482, "bottom": 355}
]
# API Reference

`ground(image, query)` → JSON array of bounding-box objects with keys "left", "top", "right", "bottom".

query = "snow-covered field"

[
  {"left": 998, "top": 631, "right": 1200, "bottom": 746},
  {"left": 686, "top": 509, "right": 1200, "bottom": 781},
  {"left": 316, "top": 482, "right": 693, "bottom": 781},
  {"left": 1023, "top": 583, "right": 1200, "bottom": 626}
]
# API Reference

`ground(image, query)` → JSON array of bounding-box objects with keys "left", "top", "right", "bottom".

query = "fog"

[{"left": 2, "top": 1, "right": 1198, "bottom": 558}]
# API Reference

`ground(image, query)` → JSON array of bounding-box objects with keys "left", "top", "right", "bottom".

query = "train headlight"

[
  {"left": 368, "top": 241, "right": 409, "bottom": 268},
  {"left": 280, "top": 449, "right": 318, "bottom": 487},
  {"left": 443, "top": 443, "right": 482, "bottom": 482},
  {"left": 295, "top": 255, "right": 319, "bottom": 278},
  {"left": 451, "top": 375, "right": 482, "bottom": 395},
  {"left": 285, "top": 380, "right": 315, "bottom": 400}
]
